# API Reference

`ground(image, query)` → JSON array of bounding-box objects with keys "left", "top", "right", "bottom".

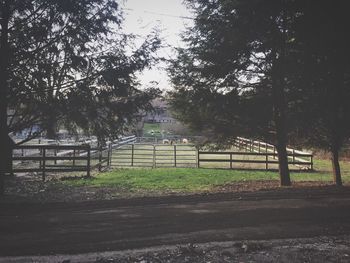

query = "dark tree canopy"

[
  {"left": 168, "top": 0, "right": 305, "bottom": 185},
  {"left": 3, "top": 0, "right": 161, "bottom": 141},
  {"left": 0, "top": 0, "right": 161, "bottom": 194},
  {"left": 290, "top": 1, "right": 350, "bottom": 185},
  {"left": 168, "top": 0, "right": 350, "bottom": 186}
]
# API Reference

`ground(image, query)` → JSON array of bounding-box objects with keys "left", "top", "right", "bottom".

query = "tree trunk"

[
  {"left": 271, "top": 69, "right": 291, "bottom": 186},
  {"left": 46, "top": 118, "right": 57, "bottom": 139},
  {"left": 274, "top": 100, "right": 291, "bottom": 186},
  {"left": 270, "top": 8, "right": 292, "bottom": 187},
  {"left": 328, "top": 61, "right": 344, "bottom": 187},
  {"left": 275, "top": 135, "right": 291, "bottom": 186},
  {"left": 0, "top": 0, "right": 10, "bottom": 196},
  {"left": 331, "top": 147, "right": 342, "bottom": 186},
  {"left": 0, "top": 96, "right": 7, "bottom": 196},
  {"left": 45, "top": 90, "right": 58, "bottom": 139}
]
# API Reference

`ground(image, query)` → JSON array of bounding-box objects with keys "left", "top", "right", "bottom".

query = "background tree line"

[{"left": 168, "top": 0, "right": 350, "bottom": 186}]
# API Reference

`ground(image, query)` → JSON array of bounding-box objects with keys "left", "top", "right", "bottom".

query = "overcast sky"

[{"left": 121, "top": 0, "right": 193, "bottom": 90}]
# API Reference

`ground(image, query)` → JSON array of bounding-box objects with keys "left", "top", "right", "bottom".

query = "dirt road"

[{"left": 1, "top": 189, "right": 350, "bottom": 257}]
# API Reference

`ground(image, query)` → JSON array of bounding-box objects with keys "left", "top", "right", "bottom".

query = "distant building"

[{"left": 145, "top": 98, "right": 177, "bottom": 123}]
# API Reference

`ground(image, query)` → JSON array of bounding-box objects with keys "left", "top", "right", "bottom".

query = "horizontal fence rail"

[
  {"left": 136, "top": 136, "right": 203, "bottom": 144},
  {"left": 234, "top": 137, "right": 313, "bottom": 169},
  {"left": 111, "top": 143, "right": 197, "bottom": 168},
  {"left": 198, "top": 151, "right": 313, "bottom": 170},
  {"left": 10, "top": 135, "right": 314, "bottom": 178},
  {"left": 12, "top": 144, "right": 92, "bottom": 181},
  {"left": 112, "top": 137, "right": 313, "bottom": 171},
  {"left": 11, "top": 135, "right": 137, "bottom": 180}
]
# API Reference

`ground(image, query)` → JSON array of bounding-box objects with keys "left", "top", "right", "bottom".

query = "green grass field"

[
  {"left": 66, "top": 158, "right": 350, "bottom": 193},
  {"left": 143, "top": 123, "right": 161, "bottom": 136}
]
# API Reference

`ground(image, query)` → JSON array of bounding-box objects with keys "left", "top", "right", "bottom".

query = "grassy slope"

[
  {"left": 67, "top": 159, "right": 350, "bottom": 192},
  {"left": 143, "top": 123, "right": 161, "bottom": 136}
]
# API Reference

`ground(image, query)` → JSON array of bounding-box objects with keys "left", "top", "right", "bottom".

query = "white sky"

[{"left": 121, "top": 0, "right": 193, "bottom": 90}]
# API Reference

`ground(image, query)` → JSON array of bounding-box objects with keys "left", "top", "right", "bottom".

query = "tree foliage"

[
  {"left": 290, "top": 1, "right": 350, "bottom": 185},
  {"left": 3, "top": 0, "right": 161, "bottom": 141},
  {"left": 168, "top": 0, "right": 305, "bottom": 185},
  {"left": 168, "top": 0, "right": 350, "bottom": 186},
  {"left": 0, "top": 0, "right": 161, "bottom": 194}
]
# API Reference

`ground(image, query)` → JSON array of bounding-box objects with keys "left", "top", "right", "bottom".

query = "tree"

[
  {"left": 291, "top": 1, "right": 350, "bottom": 186},
  {"left": 168, "top": 0, "right": 304, "bottom": 186},
  {"left": 0, "top": 0, "right": 161, "bottom": 195}
]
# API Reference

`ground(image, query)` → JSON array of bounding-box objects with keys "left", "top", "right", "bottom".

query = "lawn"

[
  {"left": 143, "top": 123, "right": 161, "bottom": 136},
  {"left": 66, "top": 158, "right": 350, "bottom": 193}
]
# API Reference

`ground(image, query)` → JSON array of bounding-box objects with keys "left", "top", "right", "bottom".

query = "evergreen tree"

[
  {"left": 292, "top": 1, "right": 350, "bottom": 186},
  {"left": 0, "top": 0, "right": 161, "bottom": 195},
  {"left": 168, "top": 0, "right": 303, "bottom": 186}
]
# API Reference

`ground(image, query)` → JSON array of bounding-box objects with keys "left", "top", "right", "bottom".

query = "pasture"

[
  {"left": 6, "top": 138, "right": 349, "bottom": 201},
  {"left": 111, "top": 142, "right": 312, "bottom": 171},
  {"left": 143, "top": 123, "right": 162, "bottom": 136},
  {"left": 67, "top": 159, "right": 350, "bottom": 194}
]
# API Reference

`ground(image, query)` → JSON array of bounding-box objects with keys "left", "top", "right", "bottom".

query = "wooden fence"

[
  {"left": 10, "top": 135, "right": 313, "bottom": 176},
  {"left": 112, "top": 144, "right": 197, "bottom": 168},
  {"left": 198, "top": 151, "right": 313, "bottom": 170},
  {"left": 112, "top": 141, "right": 313, "bottom": 170},
  {"left": 11, "top": 136, "right": 137, "bottom": 180},
  {"left": 135, "top": 136, "right": 202, "bottom": 144},
  {"left": 234, "top": 137, "right": 313, "bottom": 169}
]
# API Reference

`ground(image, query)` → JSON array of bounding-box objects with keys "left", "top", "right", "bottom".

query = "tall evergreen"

[
  {"left": 168, "top": 0, "right": 303, "bottom": 186},
  {"left": 292, "top": 1, "right": 350, "bottom": 186},
  {"left": 0, "top": 0, "right": 160, "bottom": 195}
]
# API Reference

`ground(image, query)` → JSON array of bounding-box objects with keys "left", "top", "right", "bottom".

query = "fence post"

[
  {"left": 310, "top": 155, "right": 313, "bottom": 170},
  {"left": 197, "top": 150, "right": 200, "bottom": 168},
  {"left": 265, "top": 153, "right": 268, "bottom": 170},
  {"left": 265, "top": 143, "right": 268, "bottom": 153},
  {"left": 39, "top": 148, "right": 42, "bottom": 171},
  {"left": 153, "top": 145, "right": 156, "bottom": 168},
  {"left": 273, "top": 146, "right": 276, "bottom": 159},
  {"left": 54, "top": 147, "right": 57, "bottom": 165},
  {"left": 87, "top": 145, "right": 91, "bottom": 177},
  {"left": 72, "top": 149, "right": 76, "bottom": 166},
  {"left": 230, "top": 153, "right": 233, "bottom": 169},
  {"left": 42, "top": 148, "right": 46, "bottom": 181},
  {"left": 107, "top": 143, "right": 111, "bottom": 167},
  {"left": 110, "top": 143, "right": 113, "bottom": 166},
  {"left": 131, "top": 144, "right": 134, "bottom": 167},
  {"left": 258, "top": 142, "right": 261, "bottom": 153},
  {"left": 174, "top": 145, "right": 177, "bottom": 167},
  {"left": 292, "top": 149, "right": 295, "bottom": 164},
  {"left": 98, "top": 146, "right": 102, "bottom": 172}
]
